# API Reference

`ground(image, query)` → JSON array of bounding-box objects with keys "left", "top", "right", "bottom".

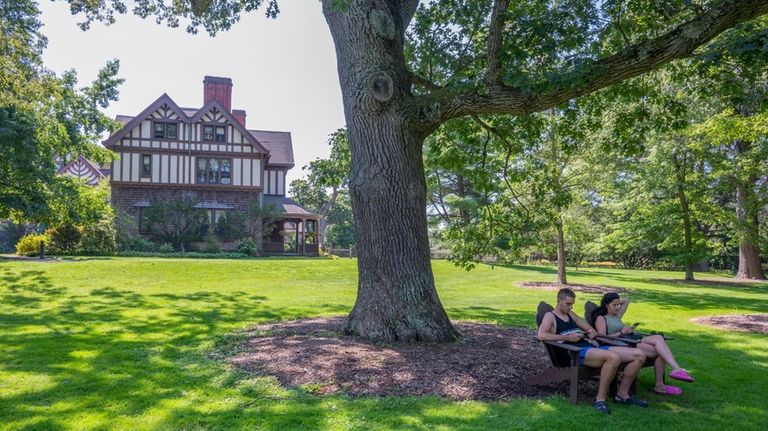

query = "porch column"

[
  {"left": 300, "top": 218, "right": 306, "bottom": 255},
  {"left": 295, "top": 219, "right": 300, "bottom": 254}
]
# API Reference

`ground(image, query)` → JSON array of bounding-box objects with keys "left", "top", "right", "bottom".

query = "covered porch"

[{"left": 261, "top": 196, "right": 320, "bottom": 256}]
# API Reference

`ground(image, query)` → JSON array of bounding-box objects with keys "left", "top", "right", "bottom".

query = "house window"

[
  {"left": 153, "top": 122, "right": 178, "bottom": 139},
  {"left": 141, "top": 154, "right": 151, "bottom": 178},
  {"left": 203, "top": 125, "right": 226, "bottom": 143},
  {"left": 220, "top": 159, "right": 231, "bottom": 184},
  {"left": 196, "top": 158, "right": 232, "bottom": 185}
]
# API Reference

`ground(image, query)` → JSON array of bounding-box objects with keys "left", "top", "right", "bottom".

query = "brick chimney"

[
  {"left": 232, "top": 109, "right": 247, "bottom": 127},
  {"left": 203, "top": 76, "right": 232, "bottom": 112}
]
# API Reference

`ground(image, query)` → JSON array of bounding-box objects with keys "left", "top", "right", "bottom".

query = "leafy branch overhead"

[
  {"left": 68, "top": 1, "right": 768, "bottom": 128},
  {"left": 406, "top": 0, "right": 768, "bottom": 128}
]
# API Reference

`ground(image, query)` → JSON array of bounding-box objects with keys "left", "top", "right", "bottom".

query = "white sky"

[{"left": 39, "top": 0, "right": 345, "bottom": 186}]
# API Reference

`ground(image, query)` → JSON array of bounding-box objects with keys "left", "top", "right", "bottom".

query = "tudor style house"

[{"left": 103, "top": 76, "right": 319, "bottom": 255}]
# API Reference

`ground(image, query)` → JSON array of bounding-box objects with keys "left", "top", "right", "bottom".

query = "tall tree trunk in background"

[
  {"left": 556, "top": 215, "right": 567, "bottom": 285},
  {"left": 324, "top": 1, "right": 459, "bottom": 342},
  {"left": 317, "top": 187, "right": 339, "bottom": 249},
  {"left": 733, "top": 141, "right": 766, "bottom": 280},
  {"left": 672, "top": 152, "right": 695, "bottom": 281}
]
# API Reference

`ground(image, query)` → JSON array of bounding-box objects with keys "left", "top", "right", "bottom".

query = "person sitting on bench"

[
  {"left": 591, "top": 292, "right": 694, "bottom": 396},
  {"left": 537, "top": 288, "right": 649, "bottom": 414}
]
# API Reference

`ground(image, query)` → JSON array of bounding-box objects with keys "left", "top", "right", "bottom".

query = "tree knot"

[{"left": 368, "top": 71, "right": 394, "bottom": 103}]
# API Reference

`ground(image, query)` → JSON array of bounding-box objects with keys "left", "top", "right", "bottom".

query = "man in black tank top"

[{"left": 538, "top": 288, "right": 649, "bottom": 414}]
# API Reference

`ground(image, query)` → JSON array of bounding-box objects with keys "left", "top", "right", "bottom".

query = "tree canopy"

[{"left": 0, "top": 0, "right": 122, "bottom": 223}]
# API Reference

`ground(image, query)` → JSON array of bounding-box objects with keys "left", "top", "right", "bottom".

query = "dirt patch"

[
  {"left": 231, "top": 317, "right": 576, "bottom": 401},
  {"left": 690, "top": 314, "right": 768, "bottom": 334},
  {"left": 517, "top": 281, "right": 630, "bottom": 295}
]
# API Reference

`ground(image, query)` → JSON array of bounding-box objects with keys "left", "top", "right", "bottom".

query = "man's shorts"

[{"left": 578, "top": 345, "right": 612, "bottom": 366}]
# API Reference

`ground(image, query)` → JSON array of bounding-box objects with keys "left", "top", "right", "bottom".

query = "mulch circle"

[
  {"left": 690, "top": 314, "right": 768, "bottom": 334},
  {"left": 231, "top": 317, "right": 578, "bottom": 401},
  {"left": 517, "top": 281, "right": 630, "bottom": 294}
]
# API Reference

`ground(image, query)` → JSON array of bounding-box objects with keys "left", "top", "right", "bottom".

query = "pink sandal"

[
  {"left": 669, "top": 369, "right": 694, "bottom": 383},
  {"left": 654, "top": 385, "right": 683, "bottom": 396}
]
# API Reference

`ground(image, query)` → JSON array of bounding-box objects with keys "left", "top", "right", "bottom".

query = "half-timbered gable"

[
  {"left": 57, "top": 155, "right": 107, "bottom": 185},
  {"left": 105, "top": 75, "right": 319, "bottom": 255}
]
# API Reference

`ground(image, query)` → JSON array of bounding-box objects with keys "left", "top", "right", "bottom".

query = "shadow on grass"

[
  {"left": 449, "top": 307, "right": 536, "bottom": 329},
  {"left": 486, "top": 263, "right": 559, "bottom": 276},
  {"left": 644, "top": 278, "right": 768, "bottom": 295},
  {"left": 0, "top": 267, "right": 348, "bottom": 429}
]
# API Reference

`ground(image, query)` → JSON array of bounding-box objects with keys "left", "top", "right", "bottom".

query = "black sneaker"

[
  {"left": 614, "top": 394, "right": 649, "bottom": 407},
  {"left": 593, "top": 400, "right": 611, "bottom": 414}
]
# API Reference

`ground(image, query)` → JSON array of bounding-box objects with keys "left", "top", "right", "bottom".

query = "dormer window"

[
  {"left": 153, "top": 122, "right": 178, "bottom": 139},
  {"left": 203, "top": 125, "right": 226, "bottom": 143}
]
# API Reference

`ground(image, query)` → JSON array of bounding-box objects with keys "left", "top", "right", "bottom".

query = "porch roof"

[{"left": 263, "top": 196, "right": 318, "bottom": 218}]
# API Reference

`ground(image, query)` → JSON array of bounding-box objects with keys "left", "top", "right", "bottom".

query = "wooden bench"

[{"left": 526, "top": 301, "right": 652, "bottom": 404}]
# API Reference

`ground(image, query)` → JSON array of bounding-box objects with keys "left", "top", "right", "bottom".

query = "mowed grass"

[{"left": 0, "top": 257, "right": 766, "bottom": 430}]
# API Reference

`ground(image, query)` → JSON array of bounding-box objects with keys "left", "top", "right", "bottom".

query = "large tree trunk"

[
  {"left": 733, "top": 141, "right": 766, "bottom": 280},
  {"left": 555, "top": 215, "right": 567, "bottom": 285},
  {"left": 324, "top": 0, "right": 459, "bottom": 342}
]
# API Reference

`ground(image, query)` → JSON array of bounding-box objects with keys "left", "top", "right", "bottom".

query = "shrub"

[
  {"left": 143, "top": 197, "right": 208, "bottom": 251},
  {"left": 202, "top": 234, "right": 222, "bottom": 254},
  {"left": 80, "top": 218, "right": 117, "bottom": 255},
  {"left": 15, "top": 234, "right": 49, "bottom": 257},
  {"left": 120, "top": 236, "right": 156, "bottom": 252},
  {"left": 236, "top": 237, "right": 259, "bottom": 256},
  {"left": 0, "top": 221, "right": 37, "bottom": 253},
  {"left": 158, "top": 243, "right": 174, "bottom": 253},
  {"left": 214, "top": 211, "right": 244, "bottom": 242},
  {"left": 47, "top": 224, "right": 82, "bottom": 254}
]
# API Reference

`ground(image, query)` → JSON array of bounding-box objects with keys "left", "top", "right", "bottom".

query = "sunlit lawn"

[{"left": 1, "top": 257, "right": 766, "bottom": 430}]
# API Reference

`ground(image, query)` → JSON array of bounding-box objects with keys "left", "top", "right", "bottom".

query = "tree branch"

[
  {"left": 485, "top": 0, "right": 509, "bottom": 89},
  {"left": 397, "top": 0, "right": 420, "bottom": 31},
  {"left": 408, "top": 70, "right": 443, "bottom": 91},
  {"left": 417, "top": 0, "right": 768, "bottom": 126}
]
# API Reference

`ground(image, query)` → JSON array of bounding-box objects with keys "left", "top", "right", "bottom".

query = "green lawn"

[{"left": 0, "top": 257, "right": 766, "bottom": 430}]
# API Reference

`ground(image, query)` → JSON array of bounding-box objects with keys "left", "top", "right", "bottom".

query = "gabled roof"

[
  {"left": 57, "top": 155, "right": 106, "bottom": 186},
  {"left": 250, "top": 130, "right": 294, "bottom": 167},
  {"left": 263, "top": 195, "right": 318, "bottom": 218},
  {"left": 190, "top": 100, "right": 270, "bottom": 155},
  {"left": 103, "top": 94, "right": 188, "bottom": 147}
]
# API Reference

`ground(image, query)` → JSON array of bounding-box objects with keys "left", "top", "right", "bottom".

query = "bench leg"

[{"left": 570, "top": 351, "right": 579, "bottom": 405}]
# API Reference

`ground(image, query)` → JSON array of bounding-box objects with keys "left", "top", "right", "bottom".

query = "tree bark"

[
  {"left": 733, "top": 141, "right": 766, "bottom": 280},
  {"left": 324, "top": 0, "right": 458, "bottom": 342},
  {"left": 555, "top": 215, "right": 567, "bottom": 285}
]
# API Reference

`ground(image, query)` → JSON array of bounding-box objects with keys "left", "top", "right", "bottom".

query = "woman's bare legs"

[
  {"left": 635, "top": 341, "right": 667, "bottom": 390},
  {"left": 606, "top": 347, "right": 646, "bottom": 399},
  {"left": 639, "top": 335, "right": 680, "bottom": 370}
]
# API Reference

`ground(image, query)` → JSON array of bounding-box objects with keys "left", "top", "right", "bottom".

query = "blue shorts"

[{"left": 578, "top": 345, "right": 612, "bottom": 366}]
